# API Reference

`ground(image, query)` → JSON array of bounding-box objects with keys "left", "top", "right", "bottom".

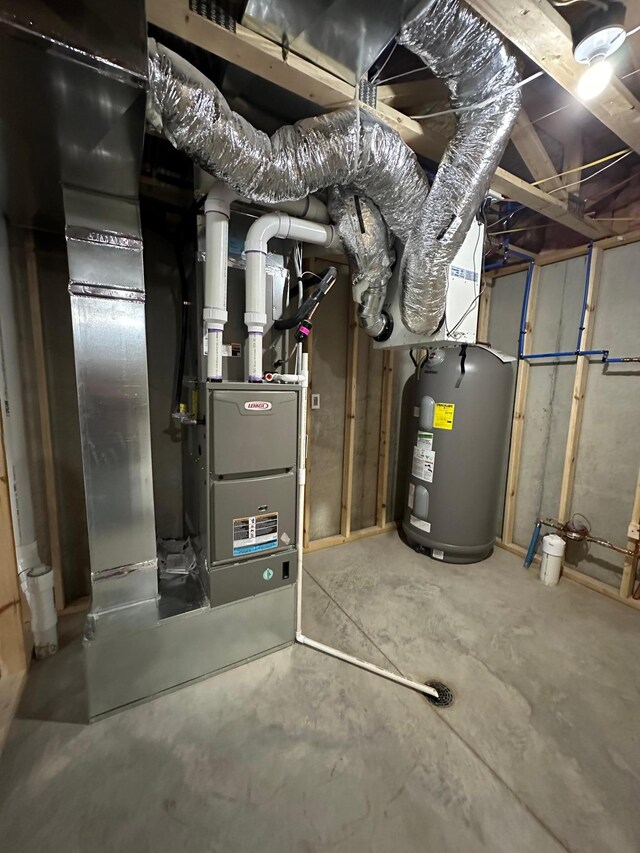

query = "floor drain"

[{"left": 424, "top": 681, "right": 455, "bottom": 707}]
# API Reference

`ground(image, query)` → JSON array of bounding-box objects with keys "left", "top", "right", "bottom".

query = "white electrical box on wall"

[{"left": 373, "top": 218, "right": 484, "bottom": 350}]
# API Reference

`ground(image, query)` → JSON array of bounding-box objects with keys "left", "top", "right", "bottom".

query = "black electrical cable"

[
  {"left": 274, "top": 266, "right": 337, "bottom": 330},
  {"left": 409, "top": 349, "right": 418, "bottom": 367}
]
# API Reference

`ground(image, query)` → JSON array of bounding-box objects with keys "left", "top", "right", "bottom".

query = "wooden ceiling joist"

[
  {"left": 377, "top": 78, "right": 449, "bottom": 111},
  {"left": 146, "top": 0, "right": 608, "bottom": 239},
  {"left": 511, "top": 109, "right": 568, "bottom": 200},
  {"left": 462, "top": 0, "right": 640, "bottom": 156}
]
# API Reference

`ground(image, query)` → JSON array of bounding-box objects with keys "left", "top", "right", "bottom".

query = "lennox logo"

[{"left": 244, "top": 401, "right": 272, "bottom": 411}]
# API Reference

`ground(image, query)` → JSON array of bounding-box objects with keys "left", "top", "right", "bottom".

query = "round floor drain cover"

[{"left": 424, "top": 681, "right": 454, "bottom": 707}]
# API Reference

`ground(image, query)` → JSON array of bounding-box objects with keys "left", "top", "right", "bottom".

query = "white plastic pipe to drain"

[
  {"left": 0, "top": 216, "right": 58, "bottom": 657},
  {"left": 203, "top": 185, "right": 330, "bottom": 383},
  {"left": 244, "top": 212, "right": 341, "bottom": 382},
  {"left": 540, "top": 534, "right": 565, "bottom": 587},
  {"left": 294, "top": 353, "right": 439, "bottom": 701},
  {"left": 26, "top": 566, "right": 58, "bottom": 658}
]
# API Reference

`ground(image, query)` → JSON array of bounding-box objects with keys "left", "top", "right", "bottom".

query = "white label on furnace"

[
  {"left": 233, "top": 512, "right": 278, "bottom": 556},
  {"left": 417, "top": 431, "right": 433, "bottom": 451},
  {"left": 412, "top": 447, "right": 435, "bottom": 483},
  {"left": 410, "top": 515, "right": 430, "bottom": 533},
  {"left": 408, "top": 483, "right": 415, "bottom": 510},
  {"left": 432, "top": 549, "right": 444, "bottom": 560}
]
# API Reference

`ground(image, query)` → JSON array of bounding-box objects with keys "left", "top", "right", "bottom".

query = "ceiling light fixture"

[{"left": 572, "top": 1, "right": 627, "bottom": 100}]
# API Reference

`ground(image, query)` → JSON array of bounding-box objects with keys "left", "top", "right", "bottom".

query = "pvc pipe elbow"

[
  {"left": 204, "top": 181, "right": 238, "bottom": 216},
  {"left": 245, "top": 212, "right": 290, "bottom": 253}
]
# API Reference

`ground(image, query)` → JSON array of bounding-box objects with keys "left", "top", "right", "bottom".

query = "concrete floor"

[{"left": 1, "top": 533, "right": 639, "bottom": 853}]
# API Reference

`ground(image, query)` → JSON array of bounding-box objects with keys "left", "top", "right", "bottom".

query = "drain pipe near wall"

[
  {"left": 244, "top": 212, "right": 341, "bottom": 382},
  {"left": 0, "top": 218, "right": 57, "bottom": 658},
  {"left": 291, "top": 351, "right": 440, "bottom": 700},
  {"left": 204, "top": 182, "right": 237, "bottom": 382}
]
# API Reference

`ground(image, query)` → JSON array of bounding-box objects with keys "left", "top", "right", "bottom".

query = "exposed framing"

[
  {"left": 340, "top": 302, "right": 359, "bottom": 540},
  {"left": 306, "top": 297, "right": 396, "bottom": 553},
  {"left": 146, "top": 0, "right": 607, "bottom": 239},
  {"left": 0, "top": 408, "right": 28, "bottom": 677},
  {"left": 502, "top": 263, "right": 540, "bottom": 545},
  {"left": 557, "top": 246, "right": 603, "bottom": 522},
  {"left": 376, "top": 350, "right": 394, "bottom": 529},
  {"left": 620, "top": 468, "right": 640, "bottom": 599},
  {"left": 493, "top": 246, "right": 640, "bottom": 608}
]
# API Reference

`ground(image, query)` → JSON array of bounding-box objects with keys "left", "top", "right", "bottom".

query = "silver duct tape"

[
  {"left": 398, "top": 0, "right": 521, "bottom": 334},
  {"left": 66, "top": 225, "right": 143, "bottom": 250},
  {"left": 91, "top": 558, "right": 158, "bottom": 582},
  {"left": 69, "top": 283, "right": 146, "bottom": 301}
]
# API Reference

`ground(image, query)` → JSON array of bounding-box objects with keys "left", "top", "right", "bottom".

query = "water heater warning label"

[
  {"left": 412, "top": 447, "right": 435, "bottom": 483},
  {"left": 434, "top": 402, "right": 455, "bottom": 430},
  {"left": 233, "top": 512, "right": 278, "bottom": 556}
]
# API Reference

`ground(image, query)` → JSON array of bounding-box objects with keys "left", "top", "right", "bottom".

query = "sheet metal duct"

[
  {"left": 242, "top": 0, "right": 414, "bottom": 86},
  {"left": 148, "top": 0, "right": 520, "bottom": 337},
  {"left": 0, "top": 1, "right": 157, "bottom": 622}
]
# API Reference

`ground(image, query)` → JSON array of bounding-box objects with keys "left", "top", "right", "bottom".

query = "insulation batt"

[{"left": 147, "top": 0, "right": 520, "bottom": 336}]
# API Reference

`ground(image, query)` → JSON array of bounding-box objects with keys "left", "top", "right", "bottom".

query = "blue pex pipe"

[
  {"left": 524, "top": 520, "right": 542, "bottom": 569},
  {"left": 575, "top": 243, "right": 593, "bottom": 352},
  {"left": 518, "top": 261, "right": 536, "bottom": 359}
]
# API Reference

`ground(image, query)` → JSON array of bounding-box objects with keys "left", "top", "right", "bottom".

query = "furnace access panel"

[{"left": 206, "top": 384, "right": 300, "bottom": 607}]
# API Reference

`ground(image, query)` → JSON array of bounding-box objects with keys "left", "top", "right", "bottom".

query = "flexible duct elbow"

[
  {"left": 147, "top": 0, "right": 519, "bottom": 338},
  {"left": 398, "top": 0, "right": 521, "bottom": 334}
]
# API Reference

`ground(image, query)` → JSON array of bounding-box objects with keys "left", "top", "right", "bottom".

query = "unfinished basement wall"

[
  {"left": 489, "top": 242, "right": 640, "bottom": 592},
  {"left": 306, "top": 265, "right": 350, "bottom": 541},
  {"left": 487, "top": 268, "right": 527, "bottom": 536},
  {"left": 568, "top": 242, "right": 640, "bottom": 585},
  {"left": 512, "top": 256, "right": 587, "bottom": 547}
]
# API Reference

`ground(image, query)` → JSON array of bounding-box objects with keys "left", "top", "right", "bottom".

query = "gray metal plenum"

[{"left": 65, "top": 187, "right": 158, "bottom": 617}]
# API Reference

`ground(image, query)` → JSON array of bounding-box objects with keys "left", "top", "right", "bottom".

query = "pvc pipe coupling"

[{"left": 26, "top": 566, "right": 58, "bottom": 658}]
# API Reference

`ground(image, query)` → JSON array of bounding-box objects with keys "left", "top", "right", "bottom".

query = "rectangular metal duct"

[
  {"left": 0, "top": 0, "right": 147, "bottom": 230},
  {"left": 242, "top": 0, "right": 414, "bottom": 85},
  {"left": 0, "top": 1, "right": 157, "bottom": 621}
]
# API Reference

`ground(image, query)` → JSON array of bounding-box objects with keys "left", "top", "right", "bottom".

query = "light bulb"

[{"left": 577, "top": 57, "right": 613, "bottom": 100}]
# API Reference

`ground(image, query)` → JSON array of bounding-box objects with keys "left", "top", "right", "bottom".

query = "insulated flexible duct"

[
  {"left": 147, "top": 0, "right": 520, "bottom": 336},
  {"left": 398, "top": 0, "right": 521, "bottom": 333}
]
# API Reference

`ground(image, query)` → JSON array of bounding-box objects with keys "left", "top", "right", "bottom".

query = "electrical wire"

[
  {"left": 551, "top": 0, "right": 607, "bottom": 8},
  {"left": 377, "top": 63, "right": 430, "bottom": 86},
  {"left": 370, "top": 40, "right": 398, "bottom": 84},
  {"left": 410, "top": 72, "right": 543, "bottom": 120},
  {"left": 531, "top": 147, "right": 631, "bottom": 187},
  {"left": 547, "top": 150, "right": 632, "bottom": 194},
  {"left": 490, "top": 223, "right": 551, "bottom": 236}
]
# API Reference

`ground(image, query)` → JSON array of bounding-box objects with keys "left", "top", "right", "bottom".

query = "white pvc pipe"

[
  {"left": 26, "top": 566, "right": 58, "bottom": 658},
  {"left": 274, "top": 196, "right": 330, "bottom": 224},
  {"left": 244, "top": 213, "right": 341, "bottom": 381},
  {"left": 295, "top": 351, "right": 309, "bottom": 634},
  {"left": 293, "top": 351, "right": 438, "bottom": 701},
  {"left": 204, "top": 183, "right": 237, "bottom": 381},
  {"left": 0, "top": 217, "right": 39, "bottom": 574},
  {"left": 0, "top": 218, "right": 58, "bottom": 655},
  {"left": 296, "top": 635, "right": 440, "bottom": 699}
]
